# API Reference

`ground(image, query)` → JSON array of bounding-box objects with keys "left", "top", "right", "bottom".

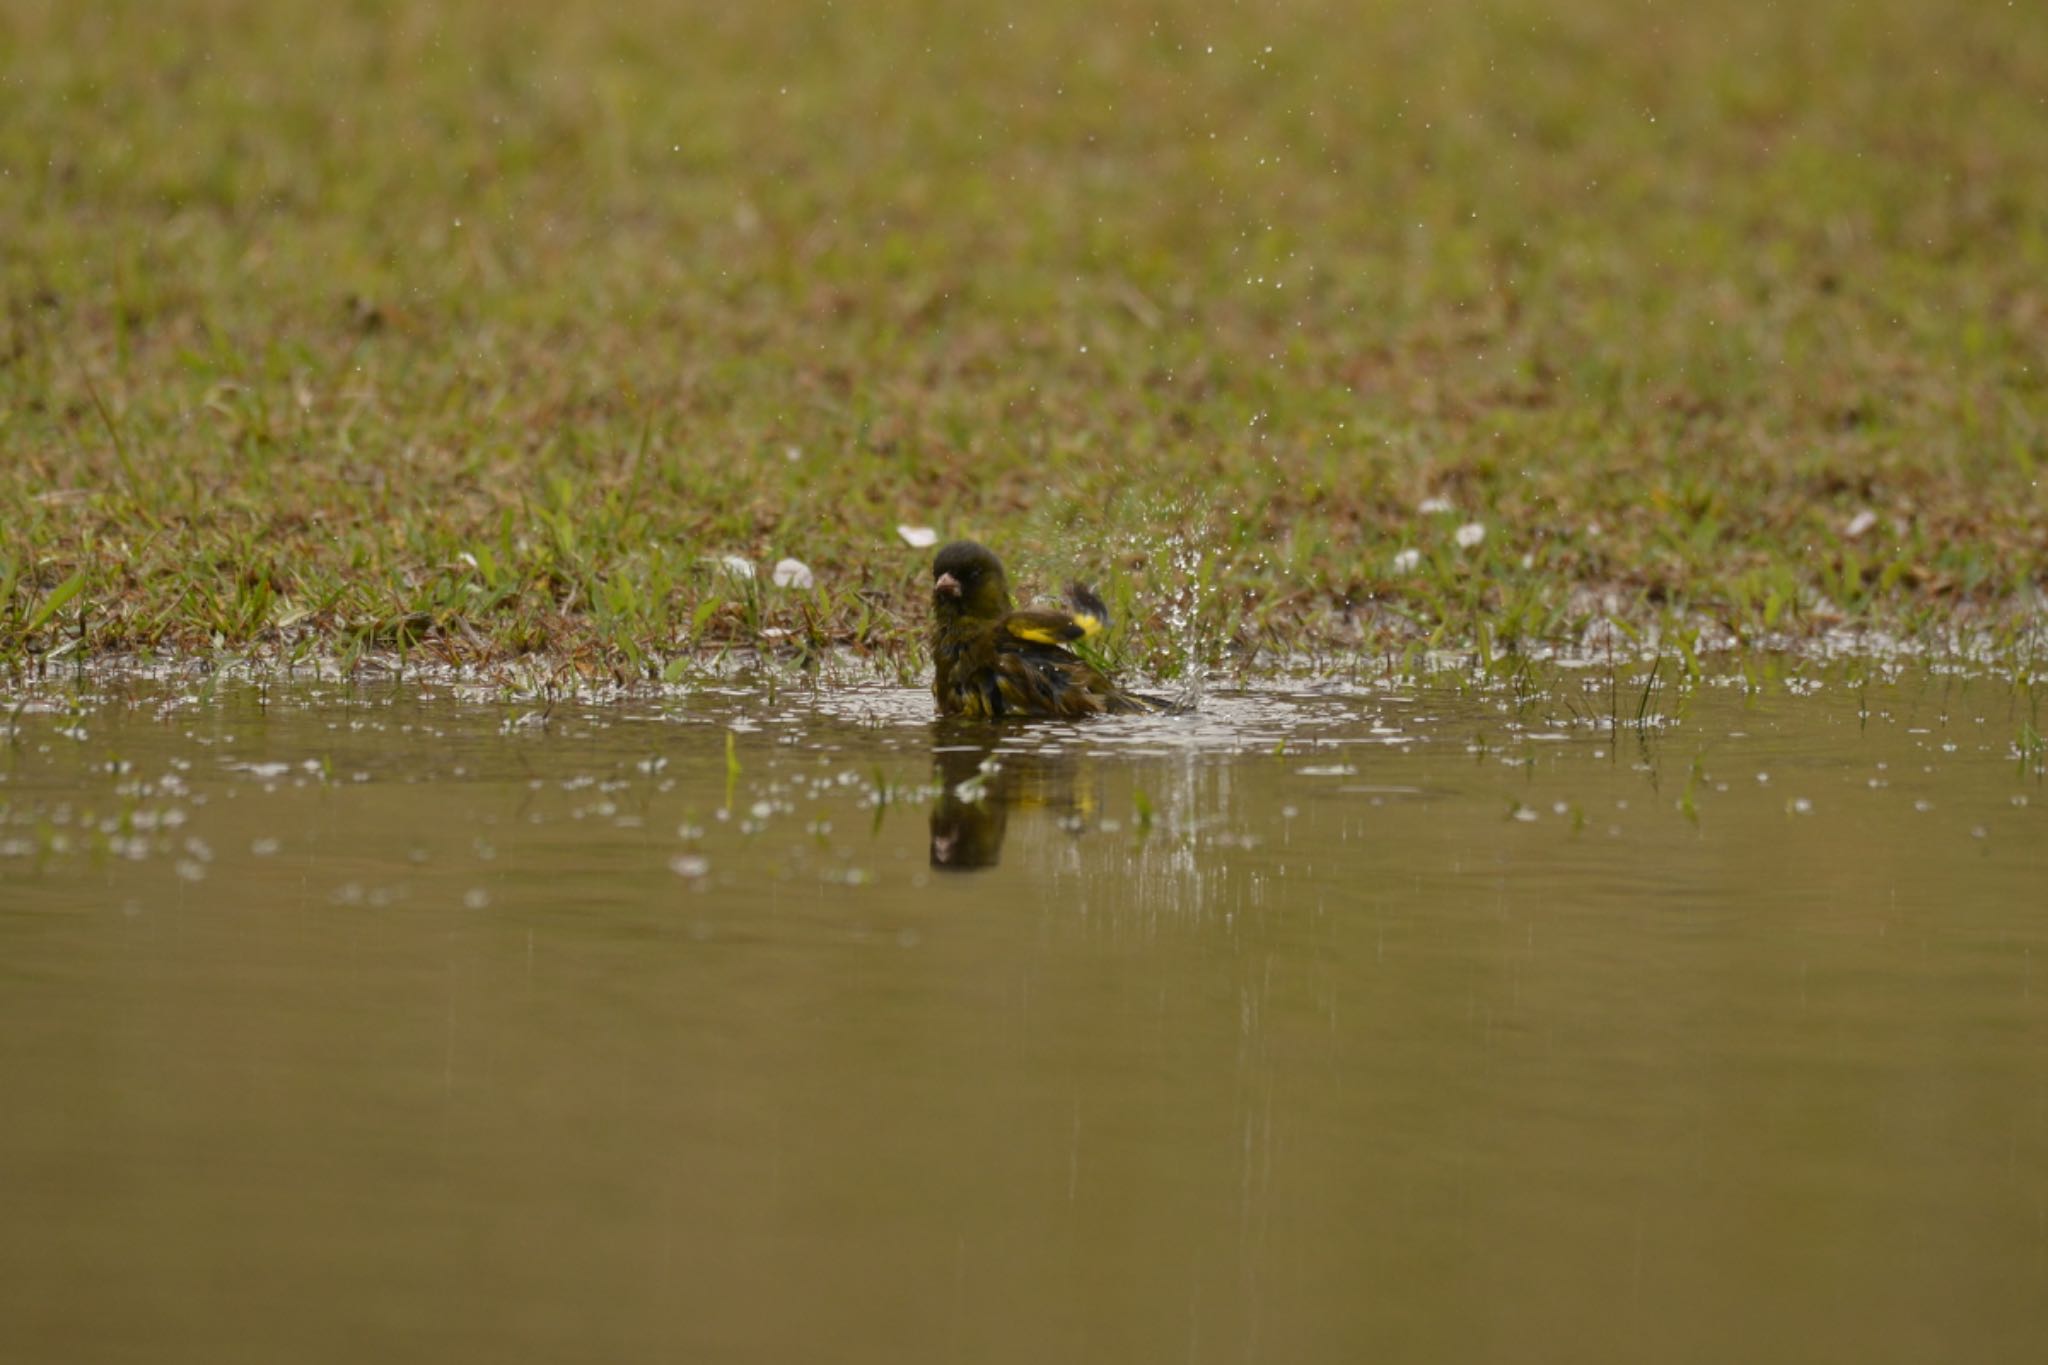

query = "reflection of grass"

[
  {"left": 4, "top": 0, "right": 2045, "bottom": 676},
  {"left": 724, "top": 729, "right": 741, "bottom": 811}
]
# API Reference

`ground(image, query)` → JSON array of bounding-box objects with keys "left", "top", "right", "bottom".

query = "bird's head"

[{"left": 931, "top": 540, "right": 1013, "bottom": 624}]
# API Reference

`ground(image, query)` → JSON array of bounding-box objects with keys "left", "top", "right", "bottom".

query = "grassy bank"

[{"left": 4, "top": 0, "right": 2045, "bottom": 682}]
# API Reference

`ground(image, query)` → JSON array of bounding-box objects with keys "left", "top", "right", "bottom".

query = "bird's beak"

[{"left": 934, "top": 572, "right": 961, "bottom": 598}]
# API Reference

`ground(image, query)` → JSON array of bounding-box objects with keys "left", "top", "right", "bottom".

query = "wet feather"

[{"left": 929, "top": 541, "right": 1162, "bottom": 720}]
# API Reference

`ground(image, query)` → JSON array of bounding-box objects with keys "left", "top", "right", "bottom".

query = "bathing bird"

[{"left": 929, "top": 540, "right": 1164, "bottom": 720}]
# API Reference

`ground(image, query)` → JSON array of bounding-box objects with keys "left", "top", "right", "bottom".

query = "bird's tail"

[
  {"left": 1120, "top": 689, "right": 1195, "bottom": 715},
  {"left": 1066, "top": 582, "right": 1201, "bottom": 715}
]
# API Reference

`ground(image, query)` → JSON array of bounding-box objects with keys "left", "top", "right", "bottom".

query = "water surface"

[{"left": 2, "top": 665, "right": 2044, "bottom": 1363}]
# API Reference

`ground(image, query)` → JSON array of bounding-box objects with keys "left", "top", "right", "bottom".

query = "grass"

[{"left": 3, "top": 0, "right": 2045, "bottom": 684}]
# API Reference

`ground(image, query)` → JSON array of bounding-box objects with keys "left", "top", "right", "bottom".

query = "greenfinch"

[{"left": 929, "top": 540, "right": 1163, "bottom": 719}]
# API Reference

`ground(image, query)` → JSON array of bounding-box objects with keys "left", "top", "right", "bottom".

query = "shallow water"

[{"left": 2, "top": 666, "right": 2044, "bottom": 1364}]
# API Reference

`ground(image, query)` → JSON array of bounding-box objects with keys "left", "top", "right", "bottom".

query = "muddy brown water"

[{"left": 2, "top": 666, "right": 2044, "bottom": 1364}]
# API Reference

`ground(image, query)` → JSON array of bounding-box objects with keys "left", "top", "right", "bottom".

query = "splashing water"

[{"left": 1160, "top": 526, "right": 1212, "bottom": 711}]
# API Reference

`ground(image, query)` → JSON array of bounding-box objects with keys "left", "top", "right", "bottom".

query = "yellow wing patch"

[{"left": 1004, "top": 609, "right": 1101, "bottom": 646}]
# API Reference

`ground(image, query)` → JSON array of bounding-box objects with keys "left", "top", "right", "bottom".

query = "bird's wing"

[
  {"left": 1002, "top": 606, "right": 1103, "bottom": 647},
  {"left": 987, "top": 641, "right": 1117, "bottom": 717}
]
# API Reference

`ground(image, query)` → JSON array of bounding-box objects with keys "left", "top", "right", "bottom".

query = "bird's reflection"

[{"left": 928, "top": 728, "right": 1095, "bottom": 872}]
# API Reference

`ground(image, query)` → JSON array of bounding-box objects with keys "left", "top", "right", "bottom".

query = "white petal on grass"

[
  {"left": 1391, "top": 548, "right": 1423, "bottom": 572},
  {"left": 1844, "top": 509, "right": 1879, "bottom": 539},
  {"left": 1418, "top": 496, "right": 1454, "bottom": 515},
  {"left": 699, "top": 554, "right": 755, "bottom": 581},
  {"left": 771, "top": 558, "right": 814, "bottom": 589},
  {"left": 897, "top": 524, "right": 939, "bottom": 548},
  {"left": 1454, "top": 522, "right": 1486, "bottom": 549}
]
